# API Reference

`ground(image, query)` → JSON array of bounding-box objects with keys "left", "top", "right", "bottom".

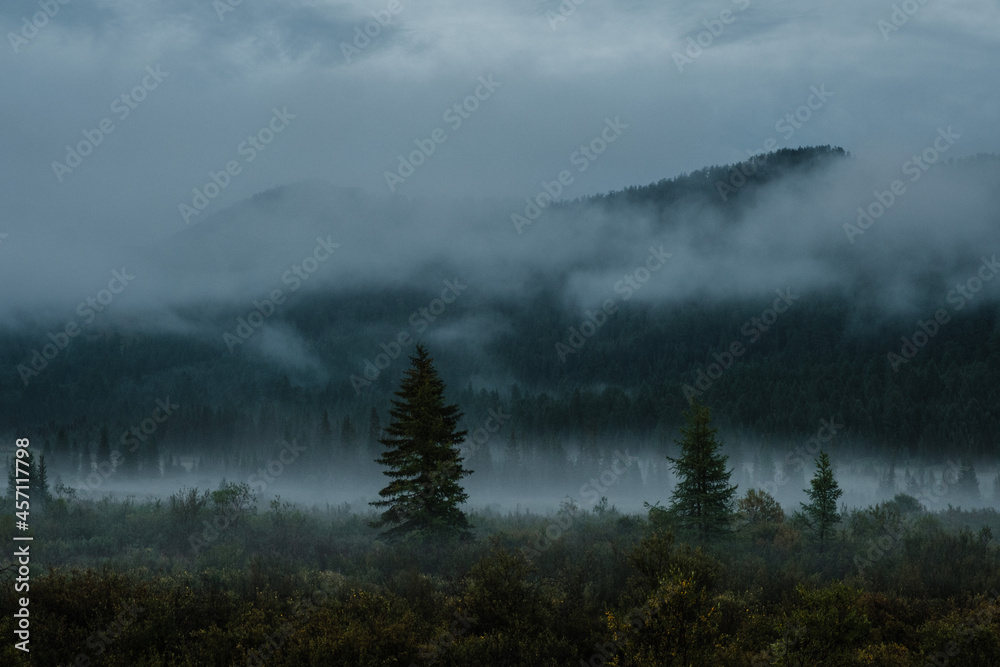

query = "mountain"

[{"left": 2, "top": 146, "right": 998, "bottom": 473}]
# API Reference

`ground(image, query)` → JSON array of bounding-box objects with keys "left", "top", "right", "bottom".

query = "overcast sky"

[{"left": 1, "top": 0, "right": 998, "bottom": 318}]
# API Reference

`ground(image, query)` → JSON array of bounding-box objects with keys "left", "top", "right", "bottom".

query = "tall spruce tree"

[
  {"left": 371, "top": 345, "right": 472, "bottom": 539},
  {"left": 799, "top": 450, "right": 843, "bottom": 550},
  {"left": 667, "top": 401, "right": 737, "bottom": 540}
]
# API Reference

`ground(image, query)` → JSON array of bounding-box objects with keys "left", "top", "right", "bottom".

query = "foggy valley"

[{"left": 2, "top": 0, "right": 1000, "bottom": 665}]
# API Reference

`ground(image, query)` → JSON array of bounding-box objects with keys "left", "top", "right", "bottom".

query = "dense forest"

[
  {"left": 3, "top": 146, "right": 1000, "bottom": 665},
  {"left": 3, "top": 473, "right": 1000, "bottom": 664},
  {"left": 1, "top": 147, "right": 998, "bottom": 501}
]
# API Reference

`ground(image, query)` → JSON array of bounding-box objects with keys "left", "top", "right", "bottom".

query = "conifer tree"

[
  {"left": 34, "top": 453, "right": 51, "bottom": 506},
  {"left": 799, "top": 450, "right": 843, "bottom": 550},
  {"left": 371, "top": 345, "right": 472, "bottom": 539},
  {"left": 666, "top": 401, "right": 737, "bottom": 540}
]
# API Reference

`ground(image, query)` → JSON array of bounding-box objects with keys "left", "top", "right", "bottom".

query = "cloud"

[{"left": 0, "top": 0, "right": 996, "bottom": 332}]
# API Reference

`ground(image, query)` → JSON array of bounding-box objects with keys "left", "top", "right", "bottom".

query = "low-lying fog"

[{"left": 48, "top": 439, "right": 1000, "bottom": 518}]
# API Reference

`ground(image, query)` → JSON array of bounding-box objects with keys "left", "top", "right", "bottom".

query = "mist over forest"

[
  {"left": 3, "top": 1, "right": 1000, "bottom": 664},
  {"left": 2, "top": 146, "right": 999, "bottom": 518}
]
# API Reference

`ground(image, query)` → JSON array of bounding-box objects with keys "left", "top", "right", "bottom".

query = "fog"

[
  {"left": 2, "top": 0, "right": 999, "bottom": 321},
  {"left": 55, "top": 439, "right": 1000, "bottom": 519},
  {"left": 2, "top": 154, "right": 999, "bottom": 332},
  {"left": 3, "top": 0, "right": 999, "bottom": 519}
]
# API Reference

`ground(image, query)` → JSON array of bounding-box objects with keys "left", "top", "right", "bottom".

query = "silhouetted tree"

[
  {"left": 800, "top": 451, "right": 843, "bottom": 550},
  {"left": 666, "top": 401, "right": 737, "bottom": 540},
  {"left": 371, "top": 345, "right": 472, "bottom": 539},
  {"left": 34, "top": 453, "right": 51, "bottom": 506}
]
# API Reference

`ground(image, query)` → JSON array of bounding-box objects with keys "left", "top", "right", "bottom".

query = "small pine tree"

[
  {"left": 34, "top": 453, "right": 52, "bottom": 506},
  {"left": 666, "top": 401, "right": 738, "bottom": 541},
  {"left": 799, "top": 451, "right": 843, "bottom": 550},
  {"left": 371, "top": 345, "right": 472, "bottom": 539}
]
